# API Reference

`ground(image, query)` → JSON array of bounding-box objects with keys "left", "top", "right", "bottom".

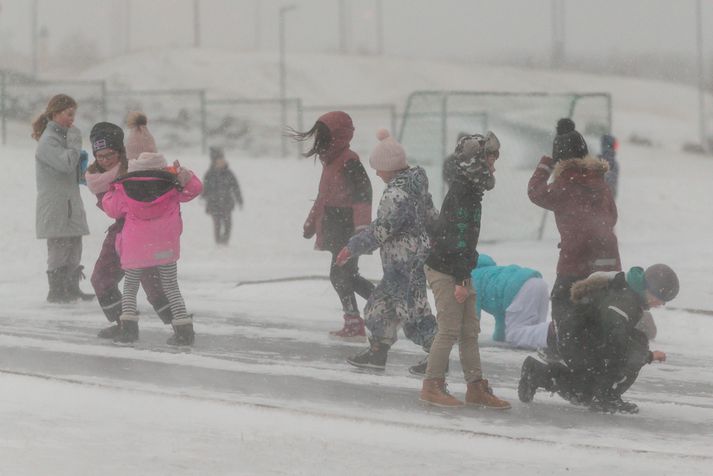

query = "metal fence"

[
  {"left": 0, "top": 75, "right": 398, "bottom": 160},
  {"left": 398, "top": 90, "right": 613, "bottom": 242}
]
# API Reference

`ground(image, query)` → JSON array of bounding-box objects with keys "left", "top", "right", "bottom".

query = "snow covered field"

[{"left": 1, "top": 53, "right": 712, "bottom": 475}]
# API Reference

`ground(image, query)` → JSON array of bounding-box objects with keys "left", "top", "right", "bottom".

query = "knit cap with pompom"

[
  {"left": 552, "top": 117, "right": 588, "bottom": 161},
  {"left": 125, "top": 111, "right": 158, "bottom": 161},
  {"left": 369, "top": 128, "right": 408, "bottom": 172}
]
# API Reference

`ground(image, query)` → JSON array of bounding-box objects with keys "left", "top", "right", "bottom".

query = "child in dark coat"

[
  {"left": 518, "top": 264, "right": 679, "bottom": 414},
  {"left": 202, "top": 147, "right": 243, "bottom": 245},
  {"left": 420, "top": 132, "right": 510, "bottom": 409},
  {"left": 291, "top": 111, "right": 375, "bottom": 342}
]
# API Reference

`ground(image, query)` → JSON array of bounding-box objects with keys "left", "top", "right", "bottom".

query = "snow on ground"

[{"left": 1, "top": 53, "right": 712, "bottom": 475}]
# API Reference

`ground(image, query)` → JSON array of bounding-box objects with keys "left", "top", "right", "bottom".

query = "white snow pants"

[{"left": 504, "top": 277, "right": 550, "bottom": 349}]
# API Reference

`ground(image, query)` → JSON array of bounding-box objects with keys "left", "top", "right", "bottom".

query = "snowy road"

[{"left": 1, "top": 291, "right": 711, "bottom": 475}]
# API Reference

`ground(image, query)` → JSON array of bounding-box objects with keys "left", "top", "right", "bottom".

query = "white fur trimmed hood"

[{"left": 553, "top": 155, "right": 609, "bottom": 179}]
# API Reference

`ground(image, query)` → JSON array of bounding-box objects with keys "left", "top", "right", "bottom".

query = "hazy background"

[{"left": 1, "top": 0, "right": 712, "bottom": 86}]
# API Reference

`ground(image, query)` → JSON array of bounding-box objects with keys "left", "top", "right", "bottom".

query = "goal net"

[{"left": 398, "top": 91, "right": 611, "bottom": 242}]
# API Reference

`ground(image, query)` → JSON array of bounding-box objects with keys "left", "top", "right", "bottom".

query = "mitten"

[{"left": 335, "top": 247, "right": 352, "bottom": 266}]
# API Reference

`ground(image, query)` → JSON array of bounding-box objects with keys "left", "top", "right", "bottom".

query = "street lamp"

[
  {"left": 279, "top": 4, "right": 296, "bottom": 157},
  {"left": 31, "top": 0, "right": 38, "bottom": 77},
  {"left": 695, "top": 0, "right": 708, "bottom": 153}
]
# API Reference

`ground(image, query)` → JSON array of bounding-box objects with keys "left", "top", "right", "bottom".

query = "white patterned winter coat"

[
  {"left": 35, "top": 121, "right": 89, "bottom": 239},
  {"left": 346, "top": 166, "right": 439, "bottom": 348}
]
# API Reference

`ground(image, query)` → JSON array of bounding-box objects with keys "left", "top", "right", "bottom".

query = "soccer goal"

[{"left": 398, "top": 91, "right": 612, "bottom": 242}]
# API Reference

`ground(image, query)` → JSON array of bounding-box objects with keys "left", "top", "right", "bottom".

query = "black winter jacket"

[
  {"left": 570, "top": 272, "right": 653, "bottom": 374},
  {"left": 202, "top": 167, "right": 243, "bottom": 215},
  {"left": 426, "top": 162, "right": 494, "bottom": 283}
]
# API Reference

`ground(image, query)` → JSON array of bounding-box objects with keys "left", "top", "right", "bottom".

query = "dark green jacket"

[{"left": 426, "top": 161, "right": 494, "bottom": 283}]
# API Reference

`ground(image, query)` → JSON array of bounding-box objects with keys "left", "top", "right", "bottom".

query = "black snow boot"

[
  {"left": 65, "top": 266, "right": 95, "bottom": 301},
  {"left": 46, "top": 267, "right": 71, "bottom": 303},
  {"left": 97, "top": 323, "right": 121, "bottom": 339},
  {"left": 347, "top": 341, "right": 390, "bottom": 370},
  {"left": 167, "top": 320, "right": 195, "bottom": 346},
  {"left": 114, "top": 318, "right": 139, "bottom": 345},
  {"left": 518, "top": 356, "right": 555, "bottom": 403},
  {"left": 589, "top": 395, "right": 639, "bottom": 414},
  {"left": 408, "top": 355, "right": 449, "bottom": 376}
]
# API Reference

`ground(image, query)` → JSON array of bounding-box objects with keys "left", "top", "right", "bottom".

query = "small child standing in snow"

[
  {"left": 337, "top": 129, "right": 439, "bottom": 370},
  {"left": 202, "top": 146, "right": 243, "bottom": 245},
  {"left": 290, "top": 111, "right": 375, "bottom": 342},
  {"left": 102, "top": 152, "right": 203, "bottom": 346}
]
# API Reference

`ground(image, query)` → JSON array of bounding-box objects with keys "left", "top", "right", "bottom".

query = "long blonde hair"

[{"left": 31, "top": 94, "right": 77, "bottom": 141}]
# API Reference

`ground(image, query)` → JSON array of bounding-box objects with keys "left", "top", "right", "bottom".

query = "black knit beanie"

[
  {"left": 552, "top": 118, "right": 588, "bottom": 161},
  {"left": 90, "top": 122, "right": 125, "bottom": 156}
]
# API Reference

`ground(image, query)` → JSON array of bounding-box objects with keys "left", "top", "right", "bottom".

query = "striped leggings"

[{"left": 122, "top": 263, "right": 187, "bottom": 321}]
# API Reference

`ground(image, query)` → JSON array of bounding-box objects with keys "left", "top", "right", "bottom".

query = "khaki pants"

[{"left": 424, "top": 265, "right": 482, "bottom": 382}]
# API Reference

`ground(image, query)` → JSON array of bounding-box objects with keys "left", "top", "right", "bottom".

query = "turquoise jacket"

[{"left": 471, "top": 254, "right": 542, "bottom": 341}]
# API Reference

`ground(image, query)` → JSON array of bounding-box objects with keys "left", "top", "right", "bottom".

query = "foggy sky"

[{"left": 0, "top": 0, "right": 711, "bottom": 70}]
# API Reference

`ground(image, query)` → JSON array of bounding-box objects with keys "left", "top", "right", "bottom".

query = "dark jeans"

[
  {"left": 329, "top": 250, "right": 374, "bottom": 316},
  {"left": 91, "top": 221, "right": 173, "bottom": 324},
  {"left": 211, "top": 212, "right": 232, "bottom": 244}
]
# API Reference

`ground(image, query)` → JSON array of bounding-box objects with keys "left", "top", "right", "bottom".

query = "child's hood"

[
  {"left": 390, "top": 166, "right": 430, "bottom": 199},
  {"left": 115, "top": 170, "right": 180, "bottom": 219},
  {"left": 318, "top": 111, "right": 354, "bottom": 155}
]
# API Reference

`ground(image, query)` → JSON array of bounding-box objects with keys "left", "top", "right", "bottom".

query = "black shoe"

[
  {"left": 519, "top": 356, "right": 551, "bottom": 403},
  {"left": 347, "top": 342, "right": 390, "bottom": 370},
  {"left": 408, "top": 356, "right": 449, "bottom": 376},
  {"left": 65, "top": 266, "right": 95, "bottom": 302},
  {"left": 589, "top": 396, "right": 639, "bottom": 414},
  {"left": 46, "top": 267, "right": 72, "bottom": 303},
  {"left": 97, "top": 323, "right": 121, "bottom": 339},
  {"left": 408, "top": 356, "right": 428, "bottom": 376},
  {"left": 167, "top": 323, "right": 195, "bottom": 346},
  {"left": 114, "top": 320, "right": 139, "bottom": 345}
]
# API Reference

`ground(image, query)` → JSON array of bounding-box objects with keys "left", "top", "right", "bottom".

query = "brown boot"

[
  {"left": 420, "top": 378, "right": 464, "bottom": 407},
  {"left": 465, "top": 379, "right": 511, "bottom": 410}
]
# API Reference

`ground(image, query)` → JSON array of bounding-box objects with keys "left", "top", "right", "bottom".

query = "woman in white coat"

[{"left": 32, "top": 94, "right": 93, "bottom": 303}]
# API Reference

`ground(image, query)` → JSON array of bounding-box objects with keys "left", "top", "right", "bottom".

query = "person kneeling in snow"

[
  {"left": 518, "top": 264, "right": 679, "bottom": 414},
  {"left": 336, "top": 129, "right": 439, "bottom": 371},
  {"left": 102, "top": 153, "right": 203, "bottom": 346},
  {"left": 471, "top": 254, "right": 552, "bottom": 350}
]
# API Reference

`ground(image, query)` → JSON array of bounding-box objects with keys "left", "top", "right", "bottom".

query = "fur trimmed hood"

[
  {"left": 570, "top": 271, "right": 620, "bottom": 304},
  {"left": 553, "top": 155, "right": 609, "bottom": 179}
]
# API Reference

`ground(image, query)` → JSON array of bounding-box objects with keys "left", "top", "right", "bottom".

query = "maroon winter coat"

[
  {"left": 304, "top": 111, "right": 372, "bottom": 252},
  {"left": 528, "top": 155, "right": 621, "bottom": 277}
]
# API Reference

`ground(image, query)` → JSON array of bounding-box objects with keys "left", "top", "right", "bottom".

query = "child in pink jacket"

[{"left": 102, "top": 152, "right": 203, "bottom": 346}]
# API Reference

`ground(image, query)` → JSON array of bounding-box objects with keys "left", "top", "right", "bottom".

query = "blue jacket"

[{"left": 471, "top": 254, "right": 542, "bottom": 341}]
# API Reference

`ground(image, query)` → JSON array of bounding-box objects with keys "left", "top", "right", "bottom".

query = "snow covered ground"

[{"left": 1, "top": 53, "right": 713, "bottom": 475}]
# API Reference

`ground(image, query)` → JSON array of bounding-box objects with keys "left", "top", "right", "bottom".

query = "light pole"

[
  {"left": 695, "top": 0, "right": 708, "bottom": 152},
  {"left": 193, "top": 0, "right": 201, "bottom": 48},
  {"left": 375, "top": 0, "right": 383, "bottom": 55},
  {"left": 279, "top": 4, "right": 296, "bottom": 157},
  {"left": 31, "top": 0, "right": 38, "bottom": 77},
  {"left": 551, "top": 0, "right": 565, "bottom": 68}
]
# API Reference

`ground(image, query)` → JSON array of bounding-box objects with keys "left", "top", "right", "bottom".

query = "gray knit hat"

[{"left": 645, "top": 264, "right": 680, "bottom": 302}]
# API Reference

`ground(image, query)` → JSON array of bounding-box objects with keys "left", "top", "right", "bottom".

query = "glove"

[
  {"left": 79, "top": 150, "right": 89, "bottom": 185},
  {"left": 335, "top": 247, "right": 352, "bottom": 266},
  {"left": 303, "top": 220, "right": 316, "bottom": 239}
]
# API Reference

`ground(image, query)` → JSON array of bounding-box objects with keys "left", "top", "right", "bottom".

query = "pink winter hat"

[
  {"left": 369, "top": 129, "right": 408, "bottom": 171},
  {"left": 125, "top": 112, "right": 158, "bottom": 161},
  {"left": 128, "top": 152, "right": 168, "bottom": 173}
]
